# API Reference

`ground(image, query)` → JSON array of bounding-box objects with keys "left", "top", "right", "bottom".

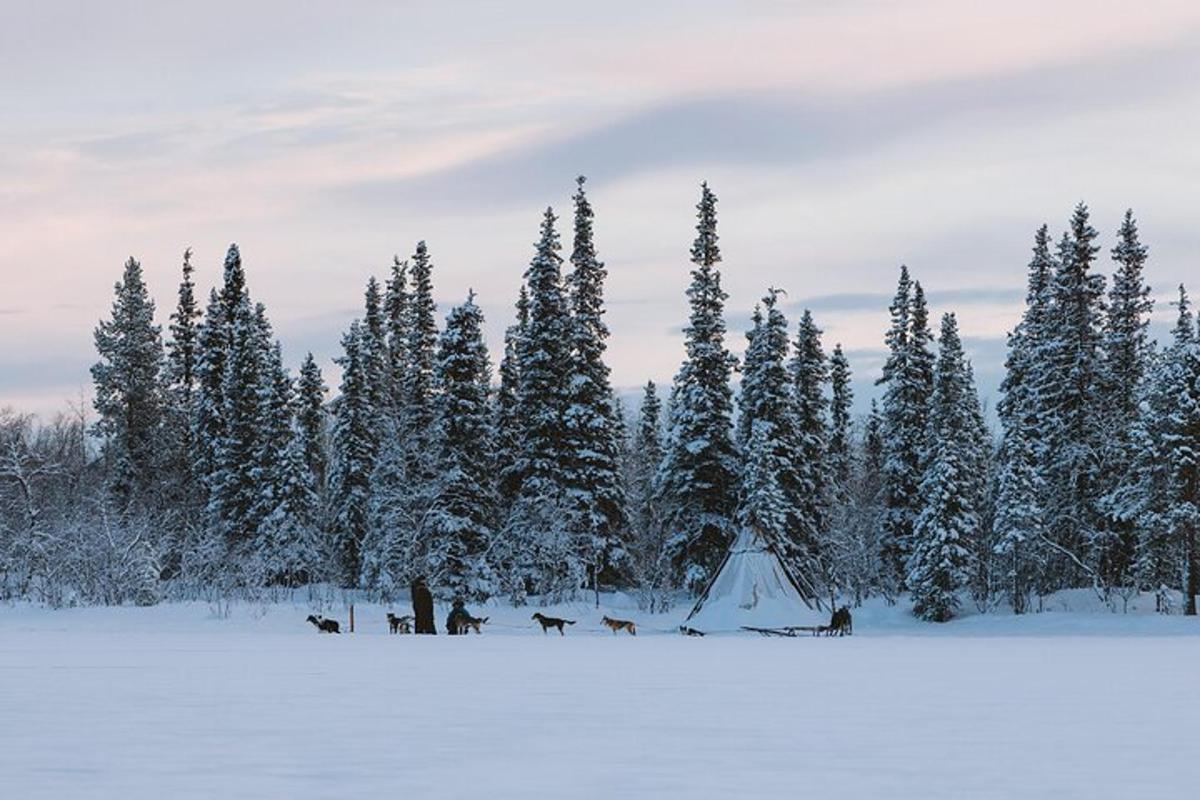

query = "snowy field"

[{"left": 3, "top": 597, "right": 1199, "bottom": 799}]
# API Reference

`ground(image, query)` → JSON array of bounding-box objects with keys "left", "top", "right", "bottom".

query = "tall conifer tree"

[
  {"left": 92, "top": 257, "right": 166, "bottom": 506},
  {"left": 296, "top": 353, "right": 328, "bottom": 492},
  {"left": 426, "top": 293, "right": 499, "bottom": 599},
  {"left": 737, "top": 291, "right": 803, "bottom": 563},
  {"left": 384, "top": 256, "right": 410, "bottom": 411},
  {"left": 1094, "top": 210, "right": 1152, "bottom": 590},
  {"left": 329, "top": 322, "right": 376, "bottom": 585},
  {"left": 563, "top": 176, "right": 627, "bottom": 588},
  {"left": 656, "top": 183, "right": 739, "bottom": 592},
  {"left": 791, "top": 308, "right": 831, "bottom": 566},
  {"left": 496, "top": 284, "right": 529, "bottom": 504},
  {"left": 995, "top": 226, "right": 1056, "bottom": 606},
  {"left": 506, "top": 209, "right": 575, "bottom": 596},
  {"left": 1041, "top": 204, "right": 1106, "bottom": 588},
  {"left": 908, "top": 313, "right": 978, "bottom": 621},
  {"left": 163, "top": 248, "right": 203, "bottom": 525},
  {"left": 877, "top": 266, "right": 933, "bottom": 593},
  {"left": 827, "top": 344, "right": 854, "bottom": 495}
]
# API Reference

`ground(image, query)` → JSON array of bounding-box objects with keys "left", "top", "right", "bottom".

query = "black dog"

[
  {"left": 306, "top": 614, "right": 341, "bottom": 634},
  {"left": 825, "top": 606, "right": 853, "bottom": 637},
  {"left": 532, "top": 612, "right": 575, "bottom": 635}
]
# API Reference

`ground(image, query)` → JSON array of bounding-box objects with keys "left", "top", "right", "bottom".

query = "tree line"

[{"left": 1, "top": 180, "right": 1196, "bottom": 619}]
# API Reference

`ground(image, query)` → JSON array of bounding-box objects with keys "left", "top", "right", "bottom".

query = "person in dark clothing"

[
  {"left": 445, "top": 598, "right": 470, "bottom": 635},
  {"left": 411, "top": 577, "right": 436, "bottom": 634}
]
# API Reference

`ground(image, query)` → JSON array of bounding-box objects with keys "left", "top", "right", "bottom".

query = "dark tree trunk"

[{"left": 412, "top": 579, "right": 436, "bottom": 634}]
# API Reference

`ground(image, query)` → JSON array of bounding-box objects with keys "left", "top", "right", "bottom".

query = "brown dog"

[
  {"left": 455, "top": 615, "right": 489, "bottom": 635},
  {"left": 601, "top": 615, "right": 636, "bottom": 636},
  {"left": 532, "top": 613, "right": 576, "bottom": 635},
  {"left": 387, "top": 613, "right": 413, "bottom": 634}
]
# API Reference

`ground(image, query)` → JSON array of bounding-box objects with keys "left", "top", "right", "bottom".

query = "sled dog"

[
  {"left": 532, "top": 613, "right": 576, "bottom": 635},
  {"left": 306, "top": 614, "right": 341, "bottom": 634},
  {"left": 601, "top": 615, "right": 637, "bottom": 636},
  {"left": 455, "top": 615, "right": 489, "bottom": 635}
]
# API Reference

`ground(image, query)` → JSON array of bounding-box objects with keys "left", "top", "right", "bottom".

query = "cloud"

[
  {"left": 0, "top": 356, "right": 93, "bottom": 394},
  {"left": 236, "top": 90, "right": 368, "bottom": 118},
  {"left": 788, "top": 288, "right": 1023, "bottom": 314},
  {"left": 334, "top": 33, "right": 1200, "bottom": 212},
  {"left": 71, "top": 128, "right": 193, "bottom": 161}
]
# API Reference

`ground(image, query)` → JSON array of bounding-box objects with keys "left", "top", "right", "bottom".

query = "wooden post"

[{"left": 349, "top": 603, "right": 355, "bottom": 633}]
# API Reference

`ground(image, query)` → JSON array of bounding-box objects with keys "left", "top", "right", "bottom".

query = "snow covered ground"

[{"left": 2, "top": 596, "right": 1198, "bottom": 799}]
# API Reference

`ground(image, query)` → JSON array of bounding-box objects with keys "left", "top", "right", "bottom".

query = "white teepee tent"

[{"left": 683, "top": 526, "right": 824, "bottom": 633}]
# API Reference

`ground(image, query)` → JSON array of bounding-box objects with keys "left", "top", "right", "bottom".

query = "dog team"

[
  {"left": 306, "top": 574, "right": 643, "bottom": 637},
  {"left": 307, "top": 606, "right": 637, "bottom": 636}
]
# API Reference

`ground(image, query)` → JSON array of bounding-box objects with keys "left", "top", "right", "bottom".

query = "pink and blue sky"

[{"left": 3, "top": 1, "right": 1199, "bottom": 417}]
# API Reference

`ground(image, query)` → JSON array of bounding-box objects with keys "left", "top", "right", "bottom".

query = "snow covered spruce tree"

[
  {"left": 402, "top": 241, "right": 439, "bottom": 467},
  {"left": 826, "top": 344, "right": 870, "bottom": 601},
  {"left": 993, "top": 416, "right": 1045, "bottom": 614},
  {"left": 328, "top": 321, "right": 376, "bottom": 585},
  {"left": 91, "top": 256, "right": 167, "bottom": 508},
  {"left": 164, "top": 249, "right": 201, "bottom": 496},
  {"left": 626, "top": 382, "right": 672, "bottom": 609},
  {"left": 423, "top": 293, "right": 499, "bottom": 599},
  {"left": 1093, "top": 210, "right": 1153, "bottom": 594},
  {"left": 635, "top": 385, "right": 665, "bottom": 512},
  {"left": 504, "top": 209, "right": 575, "bottom": 599},
  {"left": 495, "top": 284, "right": 529, "bottom": 505},
  {"left": 1101, "top": 211, "right": 1153, "bottom": 434},
  {"left": 295, "top": 353, "right": 328, "bottom": 492},
  {"left": 250, "top": 343, "right": 320, "bottom": 585},
  {"left": 157, "top": 248, "right": 207, "bottom": 574},
  {"left": 362, "top": 243, "right": 439, "bottom": 592},
  {"left": 1159, "top": 293, "right": 1200, "bottom": 615},
  {"left": 193, "top": 245, "right": 247, "bottom": 510},
  {"left": 735, "top": 304, "right": 765, "bottom": 449},
  {"left": 876, "top": 266, "right": 934, "bottom": 597},
  {"left": 838, "top": 400, "right": 887, "bottom": 606},
  {"left": 790, "top": 308, "right": 832, "bottom": 574},
  {"left": 736, "top": 290, "right": 803, "bottom": 561},
  {"left": 362, "top": 276, "right": 392, "bottom": 412},
  {"left": 206, "top": 292, "right": 268, "bottom": 553},
  {"left": 193, "top": 289, "right": 226, "bottom": 500},
  {"left": 1110, "top": 288, "right": 1200, "bottom": 614},
  {"left": 963, "top": 362, "right": 997, "bottom": 608},
  {"left": 360, "top": 409, "right": 408, "bottom": 594},
  {"left": 256, "top": 427, "right": 322, "bottom": 587},
  {"left": 383, "top": 255, "right": 410, "bottom": 411},
  {"left": 1040, "top": 205, "right": 1107, "bottom": 591},
  {"left": 827, "top": 344, "right": 853, "bottom": 493},
  {"left": 908, "top": 313, "right": 980, "bottom": 622},
  {"left": 1157, "top": 287, "right": 1200, "bottom": 616},
  {"left": 563, "top": 176, "right": 628, "bottom": 591},
  {"left": 178, "top": 245, "right": 309, "bottom": 582},
  {"left": 396, "top": 243, "right": 440, "bottom": 526},
  {"left": 994, "top": 226, "right": 1055, "bottom": 609},
  {"left": 655, "top": 183, "right": 739, "bottom": 593}
]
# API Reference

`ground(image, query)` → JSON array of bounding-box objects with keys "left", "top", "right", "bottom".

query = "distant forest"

[{"left": 2, "top": 178, "right": 1197, "bottom": 620}]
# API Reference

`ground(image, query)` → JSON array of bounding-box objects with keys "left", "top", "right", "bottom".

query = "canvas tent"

[{"left": 683, "top": 526, "right": 824, "bottom": 634}]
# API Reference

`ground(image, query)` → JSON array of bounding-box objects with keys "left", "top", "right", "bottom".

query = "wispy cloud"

[
  {"left": 789, "top": 288, "right": 1024, "bottom": 314},
  {"left": 335, "top": 33, "right": 1200, "bottom": 212}
]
